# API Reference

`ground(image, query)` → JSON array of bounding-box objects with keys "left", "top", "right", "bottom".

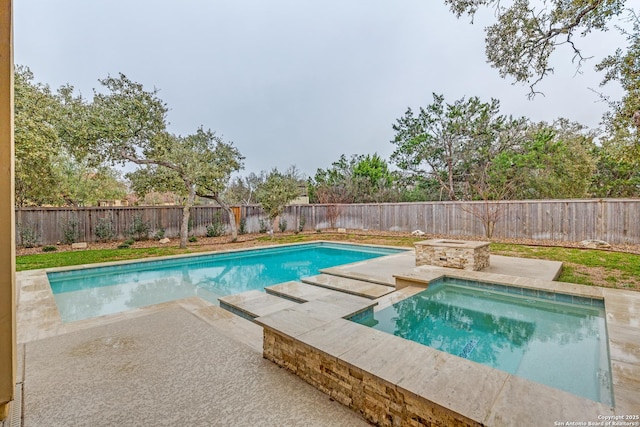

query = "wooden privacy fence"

[
  {"left": 14, "top": 199, "right": 640, "bottom": 246},
  {"left": 309, "top": 199, "right": 640, "bottom": 244}
]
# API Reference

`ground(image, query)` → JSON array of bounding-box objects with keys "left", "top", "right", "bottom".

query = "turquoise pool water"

[
  {"left": 48, "top": 242, "right": 404, "bottom": 322},
  {"left": 352, "top": 277, "right": 612, "bottom": 405}
]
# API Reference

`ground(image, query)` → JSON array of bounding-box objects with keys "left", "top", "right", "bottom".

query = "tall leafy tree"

[
  {"left": 353, "top": 154, "right": 393, "bottom": 191},
  {"left": 596, "top": 11, "right": 640, "bottom": 153},
  {"left": 444, "top": 0, "right": 640, "bottom": 176},
  {"left": 255, "top": 167, "right": 302, "bottom": 231},
  {"left": 224, "top": 172, "right": 265, "bottom": 205},
  {"left": 55, "top": 152, "right": 127, "bottom": 206},
  {"left": 489, "top": 119, "right": 597, "bottom": 199},
  {"left": 311, "top": 154, "right": 359, "bottom": 204},
  {"left": 57, "top": 82, "right": 106, "bottom": 166},
  {"left": 192, "top": 134, "right": 245, "bottom": 241},
  {"left": 123, "top": 129, "right": 243, "bottom": 247},
  {"left": 14, "top": 66, "right": 62, "bottom": 206},
  {"left": 91, "top": 74, "right": 169, "bottom": 162},
  {"left": 15, "top": 67, "right": 130, "bottom": 207},
  {"left": 92, "top": 74, "right": 243, "bottom": 247},
  {"left": 590, "top": 138, "right": 640, "bottom": 197},
  {"left": 391, "top": 94, "right": 525, "bottom": 201},
  {"left": 310, "top": 153, "right": 397, "bottom": 203}
]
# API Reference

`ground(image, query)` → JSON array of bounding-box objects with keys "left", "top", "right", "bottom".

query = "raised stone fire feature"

[{"left": 415, "top": 239, "right": 490, "bottom": 271}]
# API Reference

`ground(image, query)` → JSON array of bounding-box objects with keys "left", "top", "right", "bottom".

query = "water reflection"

[
  {"left": 355, "top": 283, "right": 611, "bottom": 404},
  {"left": 387, "top": 294, "right": 535, "bottom": 369},
  {"left": 49, "top": 244, "right": 402, "bottom": 322},
  {"left": 54, "top": 284, "right": 125, "bottom": 321},
  {"left": 126, "top": 267, "right": 197, "bottom": 308}
]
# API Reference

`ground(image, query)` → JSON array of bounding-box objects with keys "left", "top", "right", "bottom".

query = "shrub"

[
  {"left": 258, "top": 218, "right": 268, "bottom": 234},
  {"left": 117, "top": 242, "right": 130, "bottom": 249},
  {"left": 42, "top": 245, "right": 57, "bottom": 252},
  {"left": 61, "top": 216, "right": 80, "bottom": 245},
  {"left": 19, "top": 224, "right": 39, "bottom": 248},
  {"left": 278, "top": 218, "right": 287, "bottom": 232},
  {"left": 153, "top": 227, "right": 166, "bottom": 241},
  {"left": 124, "top": 238, "right": 135, "bottom": 246},
  {"left": 238, "top": 217, "right": 247, "bottom": 235},
  {"left": 128, "top": 213, "right": 150, "bottom": 241},
  {"left": 95, "top": 217, "right": 115, "bottom": 242},
  {"left": 206, "top": 212, "right": 225, "bottom": 237},
  {"left": 189, "top": 236, "right": 198, "bottom": 242},
  {"left": 298, "top": 214, "right": 306, "bottom": 233}
]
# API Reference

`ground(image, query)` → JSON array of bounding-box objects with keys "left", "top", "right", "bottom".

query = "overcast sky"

[{"left": 15, "top": 0, "right": 625, "bottom": 177}]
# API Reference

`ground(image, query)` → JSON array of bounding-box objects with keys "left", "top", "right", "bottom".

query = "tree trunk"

[
  {"left": 213, "top": 195, "right": 238, "bottom": 241},
  {"left": 180, "top": 187, "right": 196, "bottom": 249},
  {"left": 447, "top": 156, "right": 456, "bottom": 201}
]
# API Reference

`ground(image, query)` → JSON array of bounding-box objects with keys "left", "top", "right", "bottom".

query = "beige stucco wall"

[{"left": 0, "top": 0, "right": 15, "bottom": 419}]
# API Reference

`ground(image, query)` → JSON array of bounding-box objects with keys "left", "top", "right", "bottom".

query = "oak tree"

[{"left": 93, "top": 74, "right": 243, "bottom": 247}]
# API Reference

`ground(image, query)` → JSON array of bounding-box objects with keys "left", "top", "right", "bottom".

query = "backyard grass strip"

[
  {"left": 490, "top": 243, "right": 640, "bottom": 290},
  {"left": 16, "top": 247, "right": 191, "bottom": 271}
]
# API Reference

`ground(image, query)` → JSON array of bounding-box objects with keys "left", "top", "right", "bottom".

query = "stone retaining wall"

[{"left": 263, "top": 329, "right": 480, "bottom": 427}]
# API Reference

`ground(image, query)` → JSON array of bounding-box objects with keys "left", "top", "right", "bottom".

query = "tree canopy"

[
  {"left": 445, "top": 0, "right": 630, "bottom": 94},
  {"left": 310, "top": 153, "right": 397, "bottom": 203},
  {"left": 597, "top": 11, "right": 640, "bottom": 152},
  {"left": 224, "top": 172, "right": 264, "bottom": 206},
  {"left": 14, "top": 67, "right": 127, "bottom": 207},
  {"left": 389, "top": 94, "right": 618, "bottom": 201},
  {"left": 391, "top": 94, "right": 527, "bottom": 200},
  {"left": 444, "top": 1, "right": 640, "bottom": 167},
  {"left": 88, "top": 74, "right": 243, "bottom": 247},
  {"left": 14, "top": 66, "right": 61, "bottom": 206},
  {"left": 255, "top": 167, "right": 302, "bottom": 230},
  {"left": 123, "top": 128, "right": 243, "bottom": 247},
  {"left": 488, "top": 119, "right": 597, "bottom": 199}
]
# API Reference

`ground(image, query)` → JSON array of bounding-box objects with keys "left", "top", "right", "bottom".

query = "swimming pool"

[
  {"left": 351, "top": 276, "right": 613, "bottom": 405},
  {"left": 48, "top": 242, "right": 405, "bottom": 322}
]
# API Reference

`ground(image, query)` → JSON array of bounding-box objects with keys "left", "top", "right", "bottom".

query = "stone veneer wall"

[
  {"left": 415, "top": 240, "right": 490, "bottom": 271},
  {"left": 263, "top": 329, "right": 480, "bottom": 427}
]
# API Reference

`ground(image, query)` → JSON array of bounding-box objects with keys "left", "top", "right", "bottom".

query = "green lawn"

[
  {"left": 15, "top": 234, "right": 640, "bottom": 291},
  {"left": 16, "top": 247, "right": 193, "bottom": 271},
  {"left": 490, "top": 243, "right": 640, "bottom": 290}
]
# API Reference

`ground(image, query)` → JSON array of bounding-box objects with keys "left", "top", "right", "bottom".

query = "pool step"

[
  {"left": 301, "top": 274, "right": 396, "bottom": 300},
  {"left": 265, "top": 281, "right": 338, "bottom": 302},
  {"left": 219, "top": 290, "right": 299, "bottom": 321}
]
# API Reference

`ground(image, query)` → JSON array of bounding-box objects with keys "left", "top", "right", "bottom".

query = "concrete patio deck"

[
  {"left": 9, "top": 300, "right": 369, "bottom": 427},
  {"left": 7, "top": 245, "right": 639, "bottom": 426}
]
